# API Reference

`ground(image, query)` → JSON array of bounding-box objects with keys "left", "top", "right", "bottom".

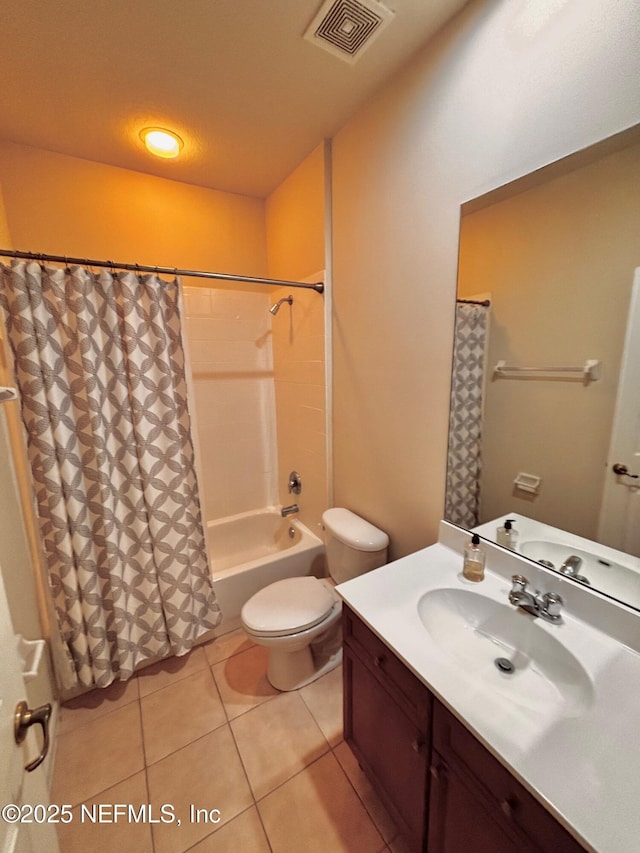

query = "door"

[
  {"left": 0, "top": 556, "right": 59, "bottom": 853},
  {"left": 598, "top": 269, "right": 640, "bottom": 556},
  {"left": 0, "top": 550, "right": 30, "bottom": 853}
]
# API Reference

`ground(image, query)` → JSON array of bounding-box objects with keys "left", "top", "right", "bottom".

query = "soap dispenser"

[
  {"left": 463, "top": 533, "right": 485, "bottom": 582},
  {"left": 496, "top": 519, "right": 518, "bottom": 550}
]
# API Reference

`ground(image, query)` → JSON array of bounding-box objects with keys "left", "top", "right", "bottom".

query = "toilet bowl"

[{"left": 241, "top": 508, "right": 389, "bottom": 691}]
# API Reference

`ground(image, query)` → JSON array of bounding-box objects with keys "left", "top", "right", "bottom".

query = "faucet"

[
  {"left": 508, "top": 575, "right": 563, "bottom": 623},
  {"left": 559, "top": 555, "right": 582, "bottom": 576},
  {"left": 281, "top": 503, "right": 299, "bottom": 517},
  {"left": 558, "top": 555, "right": 591, "bottom": 585}
]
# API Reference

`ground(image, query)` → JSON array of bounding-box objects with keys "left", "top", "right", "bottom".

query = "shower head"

[{"left": 269, "top": 295, "right": 293, "bottom": 315}]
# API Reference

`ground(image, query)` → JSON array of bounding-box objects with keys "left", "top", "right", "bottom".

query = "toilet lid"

[{"left": 242, "top": 577, "right": 335, "bottom": 635}]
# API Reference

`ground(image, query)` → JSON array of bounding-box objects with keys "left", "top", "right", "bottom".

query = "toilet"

[{"left": 240, "top": 508, "right": 389, "bottom": 691}]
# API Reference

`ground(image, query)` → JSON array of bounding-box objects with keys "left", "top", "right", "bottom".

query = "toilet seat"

[{"left": 241, "top": 576, "right": 336, "bottom": 638}]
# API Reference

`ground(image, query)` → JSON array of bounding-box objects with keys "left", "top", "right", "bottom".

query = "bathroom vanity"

[
  {"left": 344, "top": 605, "right": 583, "bottom": 851},
  {"left": 337, "top": 522, "right": 640, "bottom": 853}
]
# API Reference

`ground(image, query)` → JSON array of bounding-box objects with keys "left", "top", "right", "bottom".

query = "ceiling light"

[{"left": 140, "top": 127, "right": 183, "bottom": 159}]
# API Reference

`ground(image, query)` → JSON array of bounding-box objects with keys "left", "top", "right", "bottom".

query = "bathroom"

[{"left": 1, "top": 0, "right": 639, "bottom": 851}]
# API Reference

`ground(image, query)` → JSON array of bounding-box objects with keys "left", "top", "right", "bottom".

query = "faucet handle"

[
  {"left": 541, "top": 591, "right": 563, "bottom": 621},
  {"left": 510, "top": 574, "right": 528, "bottom": 592}
]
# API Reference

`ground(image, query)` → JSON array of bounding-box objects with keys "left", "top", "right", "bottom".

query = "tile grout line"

[
  {"left": 330, "top": 740, "right": 390, "bottom": 847},
  {"left": 252, "top": 747, "right": 333, "bottom": 806},
  {"left": 211, "top": 684, "right": 275, "bottom": 853},
  {"left": 136, "top": 697, "right": 158, "bottom": 853},
  {"left": 208, "top": 663, "right": 232, "bottom": 725},
  {"left": 180, "top": 803, "right": 269, "bottom": 853},
  {"left": 57, "top": 690, "right": 140, "bottom": 736},
  {"left": 225, "top": 718, "right": 275, "bottom": 853}
]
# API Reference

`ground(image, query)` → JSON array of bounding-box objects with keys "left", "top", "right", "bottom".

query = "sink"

[
  {"left": 520, "top": 540, "right": 640, "bottom": 610},
  {"left": 417, "top": 588, "right": 593, "bottom": 715}
]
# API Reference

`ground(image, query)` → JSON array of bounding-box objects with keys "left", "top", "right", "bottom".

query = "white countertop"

[{"left": 336, "top": 523, "right": 640, "bottom": 853}]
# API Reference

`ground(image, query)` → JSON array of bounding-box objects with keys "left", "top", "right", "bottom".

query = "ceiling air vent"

[{"left": 304, "top": 0, "right": 395, "bottom": 64}]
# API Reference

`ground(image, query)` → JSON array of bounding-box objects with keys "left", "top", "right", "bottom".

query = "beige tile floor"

[{"left": 52, "top": 629, "right": 411, "bottom": 853}]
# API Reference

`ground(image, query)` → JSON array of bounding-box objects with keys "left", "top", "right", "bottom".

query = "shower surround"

[
  {"left": 183, "top": 285, "right": 279, "bottom": 520},
  {"left": 183, "top": 282, "right": 328, "bottom": 632}
]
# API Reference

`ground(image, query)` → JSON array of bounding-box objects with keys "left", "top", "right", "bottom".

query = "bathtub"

[{"left": 206, "top": 507, "right": 326, "bottom": 635}]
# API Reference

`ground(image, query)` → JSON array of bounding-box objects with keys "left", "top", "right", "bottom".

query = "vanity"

[{"left": 337, "top": 522, "right": 640, "bottom": 852}]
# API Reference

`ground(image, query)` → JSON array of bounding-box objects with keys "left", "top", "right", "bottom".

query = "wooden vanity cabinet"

[
  {"left": 342, "top": 606, "right": 586, "bottom": 853},
  {"left": 342, "top": 605, "right": 432, "bottom": 850},
  {"left": 429, "top": 701, "right": 585, "bottom": 853}
]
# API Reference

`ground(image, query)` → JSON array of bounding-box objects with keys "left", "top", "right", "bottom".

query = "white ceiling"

[{"left": 0, "top": 0, "right": 468, "bottom": 198}]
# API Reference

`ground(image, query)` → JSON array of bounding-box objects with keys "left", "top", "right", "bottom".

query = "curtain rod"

[
  {"left": 456, "top": 298, "right": 491, "bottom": 307},
  {"left": 0, "top": 249, "right": 324, "bottom": 294}
]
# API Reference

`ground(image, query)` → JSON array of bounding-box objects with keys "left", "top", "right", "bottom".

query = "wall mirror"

[{"left": 445, "top": 123, "right": 640, "bottom": 611}]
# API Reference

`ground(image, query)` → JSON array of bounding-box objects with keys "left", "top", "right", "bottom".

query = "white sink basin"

[
  {"left": 417, "top": 588, "right": 593, "bottom": 716},
  {"left": 520, "top": 540, "right": 640, "bottom": 610}
]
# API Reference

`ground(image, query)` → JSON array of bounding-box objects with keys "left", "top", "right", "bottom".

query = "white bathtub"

[{"left": 206, "top": 507, "right": 326, "bottom": 635}]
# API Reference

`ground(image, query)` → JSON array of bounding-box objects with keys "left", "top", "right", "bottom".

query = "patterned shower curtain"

[
  {"left": 445, "top": 301, "right": 489, "bottom": 529},
  {"left": 0, "top": 261, "right": 221, "bottom": 689}
]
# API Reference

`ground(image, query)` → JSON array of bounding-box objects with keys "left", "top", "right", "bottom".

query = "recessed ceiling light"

[{"left": 140, "top": 127, "right": 183, "bottom": 159}]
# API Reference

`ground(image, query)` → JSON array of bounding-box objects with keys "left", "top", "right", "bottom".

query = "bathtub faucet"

[{"left": 281, "top": 504, "right": 299, "bottom": 517}]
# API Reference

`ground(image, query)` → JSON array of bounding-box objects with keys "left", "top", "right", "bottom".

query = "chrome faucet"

[
  {"left": 281, "top": 503, "right": 299, "bottom": 517},
  {"left": 559, "top": 555, "right": 582, "bottom": 576},
  {"left": 508, "top": 575, "right": 563, "bottom": 623},
  {"left": 558, "top": 555, "right": 591, "bottom": 585}
]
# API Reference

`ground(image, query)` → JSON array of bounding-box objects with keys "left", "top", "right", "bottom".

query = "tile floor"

[{"left": 52, "top": 629, "right": 411, "bottom": 853}]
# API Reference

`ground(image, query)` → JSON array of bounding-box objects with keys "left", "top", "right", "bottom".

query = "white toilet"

[{"left": 240, "top": 508, "right": 389, "bottom": 691}]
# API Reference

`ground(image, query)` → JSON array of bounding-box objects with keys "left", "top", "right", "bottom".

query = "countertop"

[{"left": 335, "top": 522, "right": 640, "bottom": 853}]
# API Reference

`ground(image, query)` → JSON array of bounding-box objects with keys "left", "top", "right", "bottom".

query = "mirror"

[{"left": 445, "top": 124, "right": 640, "bottom": 611}]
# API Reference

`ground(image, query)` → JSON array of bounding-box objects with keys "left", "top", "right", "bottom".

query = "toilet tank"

[{"left": 322, "top": 508, "right": 389, "bottom": 584}]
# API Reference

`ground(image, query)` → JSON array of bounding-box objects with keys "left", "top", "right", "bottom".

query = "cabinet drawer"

[
  {"left": 343, "top": 606, "right": 430, "bottom": 725},
  {"left": 432, "top": 701, "right": 585, "bottom": 852}
]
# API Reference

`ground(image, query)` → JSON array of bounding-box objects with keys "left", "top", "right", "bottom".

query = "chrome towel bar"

[{"left": 493, "top": 359, "right": 601, "bottom": 381}]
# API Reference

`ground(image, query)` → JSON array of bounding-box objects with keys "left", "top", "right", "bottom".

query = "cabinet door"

[
  {"left": 431, "top": 701, "right": 585, "bottom": 852},
  {"left": 428, "top": 755, "right": 539, "bottom": 853},
  {"left": 344, "top": 645, "right": 428, "bottom": 851}
]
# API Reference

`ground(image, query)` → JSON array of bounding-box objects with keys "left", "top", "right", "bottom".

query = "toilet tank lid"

[{"left": 322, "top": 508, "right": 389, "bottom": 552}]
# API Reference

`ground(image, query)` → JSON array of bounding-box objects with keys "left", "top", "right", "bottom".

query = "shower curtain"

[
  {"left": 444, "top": 301, "right": 489, "bottom": 529},
  {"left": 0, "top": 261, "right": 221, "bottom": 689}
]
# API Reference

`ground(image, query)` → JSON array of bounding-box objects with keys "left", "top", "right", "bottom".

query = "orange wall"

[
  {"left": 0, "top": 182, "right": 11, "bottom": 246},
  {"left": 0, "top": 141, "right": 267, "bottom": 274},
  {"left": 266, "top": 144, "right": 325, "bottom": 281}
]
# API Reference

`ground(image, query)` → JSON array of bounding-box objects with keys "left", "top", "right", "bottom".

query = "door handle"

[
  {"left": 612, "top": 463, "right": 639, "bottom": 479},
  {"left": 14, "top": 701, "right": 52, "bottom": 772}
]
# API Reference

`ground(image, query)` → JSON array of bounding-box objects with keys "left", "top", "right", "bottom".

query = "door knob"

[
  {"left": 14, "top": 701, "right": 52, "bottom": 772},
  {"left": 612, "top": 463, "right": 639, "bottom": 479}
]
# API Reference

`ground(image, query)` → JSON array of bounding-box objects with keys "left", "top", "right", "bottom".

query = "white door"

[
  {"left": 0, "top": 394, "right": 59, "bottom": 853},
  {"left": 0, "top": 555, "right": 58, "bottom": 853},
  {"left": 0, "top": 552, "right": 29, "bottom": 853},
  {"left": 598, "top": 269, "right": 640, "bottom": 556}
]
